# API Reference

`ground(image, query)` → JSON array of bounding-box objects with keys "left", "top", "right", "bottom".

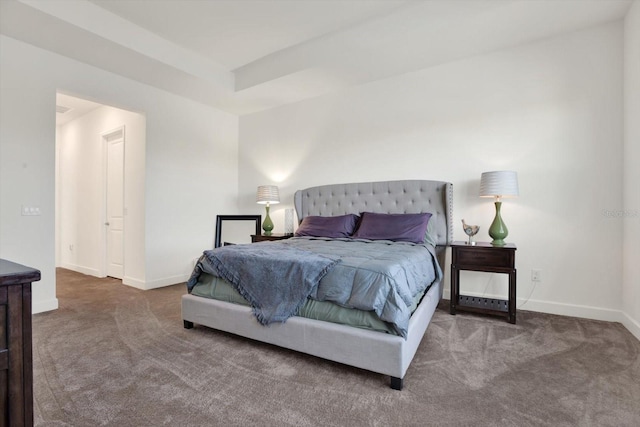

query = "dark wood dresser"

[{"left": 1, "top": 259, "right": 40, "bottom": 427}]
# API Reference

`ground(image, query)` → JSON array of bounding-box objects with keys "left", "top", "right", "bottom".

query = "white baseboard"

[
  {"left": 59, "top": 264, "right": 186, "bottom": 291},
  {"left": 621, "top": 312, "right": 640, "bottom": 342},
  {"left": 524, "top": 299, "right": 639, "bottom": 342},
  {"left": 123, "top": 274, "right": 189, "bottom": 290},
  {"left": 517, "top": 298, "right": 623, "bottom": 323},
  {"left": 122, "top": 276, "right": 146, "bottom": 289},
  {"left": 32, "top": 298, "right": 59, "bottom": 314},
  {"left": 59, "top": 262, "right": 103, "bottom": 278}
]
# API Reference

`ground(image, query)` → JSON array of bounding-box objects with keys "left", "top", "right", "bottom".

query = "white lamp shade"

[
  {"left": 256, "top": 185, "right": 280, "bottom": 204},
  {"left": 479, "top": 171, "right": 519, "bottom": 198}
]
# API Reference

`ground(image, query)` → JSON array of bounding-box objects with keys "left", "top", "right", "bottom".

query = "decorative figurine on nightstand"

[{"left": 461, "top": 219, "right": 480, "bottom": 245}]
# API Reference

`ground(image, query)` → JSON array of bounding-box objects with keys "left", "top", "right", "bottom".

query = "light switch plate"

[{"left": 21, "top": 205, "right": 41, "bottom": 216}]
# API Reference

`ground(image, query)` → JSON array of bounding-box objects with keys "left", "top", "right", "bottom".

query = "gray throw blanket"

[{"left": 187, "top": 243, "right": 341, "bottom": 325}]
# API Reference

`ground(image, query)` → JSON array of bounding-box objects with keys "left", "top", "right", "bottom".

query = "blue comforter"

[{"left": 189, "top": 237, "right": 441, "bottom": 338}]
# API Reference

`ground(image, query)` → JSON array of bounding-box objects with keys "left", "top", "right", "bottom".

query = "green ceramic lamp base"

[
  {"left": 262, "top": 204, "right": 274, "bottom": 236},
  {"left": 489, "top": 201, "right": 508, "bottom": 246}
]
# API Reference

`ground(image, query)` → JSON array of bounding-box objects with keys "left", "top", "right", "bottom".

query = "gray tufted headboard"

[{"left": 293, "top": 180, "right": 453, "bottom": 247}]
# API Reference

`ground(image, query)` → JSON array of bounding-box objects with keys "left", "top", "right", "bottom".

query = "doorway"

[
  {"left": 103, "top": 127, "right": 125, "bottom": 279},
  {"left": 55, "top": 92, "right": 144, "bottom": 282}
]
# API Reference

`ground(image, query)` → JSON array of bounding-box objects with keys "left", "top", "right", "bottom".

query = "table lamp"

[
  {"left": 479, "top": 171, "right": 519, "bottom": 246},
  {"left": 256, "top": 185, "right": 280, "bottom": 235}
]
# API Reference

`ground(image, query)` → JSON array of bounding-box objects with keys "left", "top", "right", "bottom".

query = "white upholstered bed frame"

[{"left": 181, "top": 180, "right": 453, "bottom": 389}]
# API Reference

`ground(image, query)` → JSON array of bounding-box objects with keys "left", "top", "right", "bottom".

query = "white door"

[{"left": 106, "top": 134, "right": 124, "bottom": 279}]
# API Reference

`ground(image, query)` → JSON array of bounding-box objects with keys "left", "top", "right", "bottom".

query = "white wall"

[
  {"left": 623, "top": 1, "right": 640, "bottom": 340},
  {"left": 56, "top": 104, "right": 146, "bottom": 283},
  {"left": 142, "top": 94, "right": 239, "bottom": 288},
  {"left": 239, "top": 23, "right": 625, "bottom": 322},
  {"left": 1, "top": 39, "right": 57, "bottom": 313},
  {"left": 0, "top": 35, "right": 238, "bottom": 312}
]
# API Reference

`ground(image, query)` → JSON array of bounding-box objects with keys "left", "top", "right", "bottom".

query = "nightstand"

[
  {"left": 251, "top": 233, "right": 293, "bottom": 243},
  {"left": 450, "top": 241, "right": 517, "bottom": 324}
]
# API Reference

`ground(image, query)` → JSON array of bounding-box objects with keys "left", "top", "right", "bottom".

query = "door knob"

[{"left": 105, "top": 222, "right": 110, "bottom": 226}]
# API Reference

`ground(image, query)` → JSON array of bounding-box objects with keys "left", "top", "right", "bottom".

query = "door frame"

[{"left": 101, "top": 125, "right": 125, "bottom": 278}]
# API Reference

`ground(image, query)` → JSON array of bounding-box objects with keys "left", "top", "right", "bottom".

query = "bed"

[{"left": 181, "top": 180, "right": 453, "bottom": 389}]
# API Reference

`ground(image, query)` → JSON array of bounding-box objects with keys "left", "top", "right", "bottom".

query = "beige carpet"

[{"left": 32, "top": 268, "right": 640, "bottom": 426}]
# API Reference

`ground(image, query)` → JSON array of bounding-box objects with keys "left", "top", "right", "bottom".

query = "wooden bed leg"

[
  {"left": 183, "top": 320, "right": 194, "bottom": 329},
  {"left": 390, "top": 377, "right": 403, "bottom": 390}
]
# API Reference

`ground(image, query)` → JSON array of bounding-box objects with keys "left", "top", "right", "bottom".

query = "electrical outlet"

[{"left": 531, "top": 269, "right": 542, "bottom": 282}]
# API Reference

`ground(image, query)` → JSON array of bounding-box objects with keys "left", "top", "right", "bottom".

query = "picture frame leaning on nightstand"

[{"left": 214, "top": 215, "right": 262, "bottom": 248}]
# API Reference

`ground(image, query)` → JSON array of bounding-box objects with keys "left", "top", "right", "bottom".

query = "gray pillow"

[{"left": 424, "top": 215, "right": 437, "bottom": 246}]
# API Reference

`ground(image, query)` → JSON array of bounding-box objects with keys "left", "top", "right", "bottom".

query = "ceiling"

[
  {"left": 1, "top": 0, "right": 633, "bottom": 116},
  {"left": 89, "top": 0, "right": 409, "bottom": 71}
]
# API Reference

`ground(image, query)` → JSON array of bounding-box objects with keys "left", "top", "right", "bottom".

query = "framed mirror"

[{"left": 214, "top": 215, "right": 262, "bottom": 248}]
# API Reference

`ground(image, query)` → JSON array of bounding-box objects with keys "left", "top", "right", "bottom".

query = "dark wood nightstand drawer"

[
  {"left": 455, "top": 248, "right": 512, "bottom": 267},
  {"left": 251, "top": 234, "right": 293, "bottom": 243}
]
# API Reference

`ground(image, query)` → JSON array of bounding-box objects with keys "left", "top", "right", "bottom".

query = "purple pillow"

[
  {"left": 352, "top": 212, "right": 432, "bottom": 244},
  {"left": 294, "top": 214, "right": 359, "bottom": 238}
]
